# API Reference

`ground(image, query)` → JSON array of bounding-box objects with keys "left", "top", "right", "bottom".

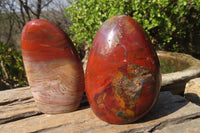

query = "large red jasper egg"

[
  {"left": 85, "top": 15, "right": 161, "bottom": 124},
  {"left": 21, "top": 19, "right": 84, "bottom": 114}
]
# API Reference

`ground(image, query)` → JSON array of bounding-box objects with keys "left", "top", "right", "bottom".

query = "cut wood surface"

[{"left": 0, "top": 87, "right": 200, "bottom": 133}]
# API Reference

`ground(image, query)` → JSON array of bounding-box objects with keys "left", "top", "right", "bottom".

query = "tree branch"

[
  {"left": 19, "top": 0, "right": 26, "bottom": 25},
  {"left": 41, "top": 0, "right": 53, "bottom": 9},
  {"left": 18, "top": 0, "right": 37, "bottom": 18},
  {"left": 0, "top": 60, "right": 8, "bottom": 80},
  {"left": 37, "top": 0, "right": 42, "bottom": 19},
  {"left": 5, "top": 13, "right": 14, "bottom": 45}
]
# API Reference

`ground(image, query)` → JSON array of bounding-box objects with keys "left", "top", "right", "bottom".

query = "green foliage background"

[
  {"left": 1, "top": 0, "right": 200, "bottom": 89},
  {"left": 0, "top": 42, "right": 28, "bottom": 89},
  {"left": 65, "top": 0, "right": 200, "bottom": 55}
]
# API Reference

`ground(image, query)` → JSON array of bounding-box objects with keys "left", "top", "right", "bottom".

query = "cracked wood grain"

[{"left": 0, "top": 88, "right": 200, "bottom": 133}]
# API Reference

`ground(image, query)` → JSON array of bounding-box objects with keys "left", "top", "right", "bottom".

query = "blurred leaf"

[
  {"left": 65, "top": 0, "right": 200, "bottom": 53},
  {"left": 0, "top": 41, "right": 28, "bottom": 88}
]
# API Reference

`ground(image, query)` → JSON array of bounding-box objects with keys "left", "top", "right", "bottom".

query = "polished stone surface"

[
  {"left": 85, "top": 15, "right": 161, "bottom": 124},
  {"left": 21, "top": 19, "right": 84, "bottom": 114}
]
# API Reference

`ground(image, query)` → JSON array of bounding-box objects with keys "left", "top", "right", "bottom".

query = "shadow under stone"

[
  {"left": 137, "top": 91, "right": 188, "bottom": 123},
  {"left": 78, "top": 91, "right": 189, "bottom": 124},
  {"left": 185, "top": 93, "right": 200, "bottom": 106}
]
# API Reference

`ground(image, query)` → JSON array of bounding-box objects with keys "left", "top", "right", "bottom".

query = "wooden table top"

[{"left": 0, "top": 87, "right": 200, "bottom": 133}]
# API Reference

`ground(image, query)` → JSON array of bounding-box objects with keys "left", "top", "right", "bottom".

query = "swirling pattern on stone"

[{"left": 21, "top": 19, "right": 84, "bottom": 114}]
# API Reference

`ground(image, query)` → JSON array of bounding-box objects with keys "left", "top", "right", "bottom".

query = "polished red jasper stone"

[
  {"left": 21, "top": 19, "right": 77, "bottom": 62},
  {"left": 21, "top": 19, "right": 84, "bottom": 114},
  {"left": 85, "top": 15, "right": 161, "bottom": 124}
]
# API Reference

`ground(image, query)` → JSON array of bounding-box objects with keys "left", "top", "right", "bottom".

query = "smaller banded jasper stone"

[
  {"left": 21, "top": 19, "right": 84, "bottom": 114},
  {"left": 85, "top": 15, "right": 161, "bottom": 124}
]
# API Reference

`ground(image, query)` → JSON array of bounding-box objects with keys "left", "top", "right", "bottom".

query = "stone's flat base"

[
  {"left": 184, "top": 78, "right": 200, "bottom": 105},
  {"left": 35, "top": 98, "right": 82, "bottom": 114},
  {"left": 0, "top": 87, "right": 200, "bottom": 133}
]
